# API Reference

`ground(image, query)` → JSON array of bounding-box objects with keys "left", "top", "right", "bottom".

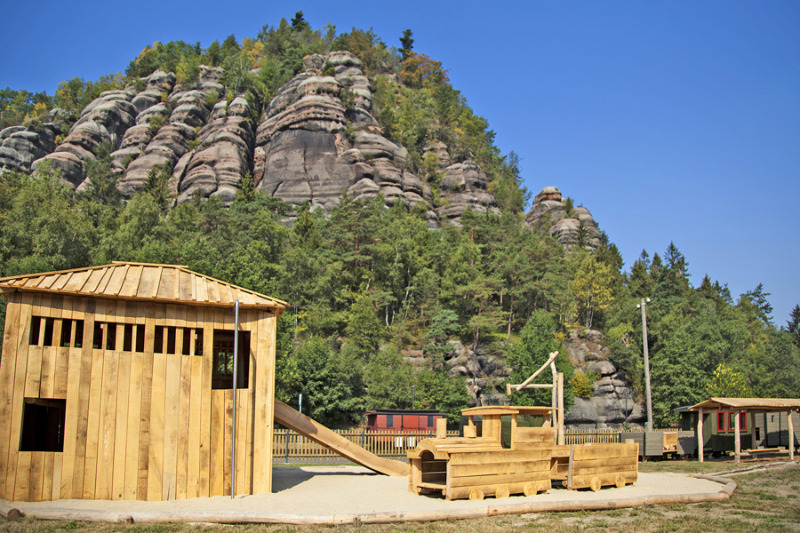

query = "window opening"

[
  {"left": 93, "top": 322, "right": 104, "bottom": 349},
  {"left": 182, "top": 328, "right": 191, "bottom": 355},
  {"left": 386, "top": 414, "right": 394, "bottom": 428},
  {"left": 166, "top": 326, "right": 176, "bottom": 355},
  {"left": 20, "top": 398, "right": 66, "bottom": 452},
  {"left": 106, "top": 323, "right": 116, "bottom": 350},
  {"left": 135, "top": 324, "right": 145, "bottom": 352},
  {"left": 29, "top": 316, "right": 42, "bottom": 345},
  {"left": 60, "top": 319, "right": 73, "bottom": 347},
  {"left": 212, "top": 330, "right": 250, "bottom": 389},
  {"left": 123, "top": 324, "right": 133, "bottom": 352},
  {"left": 195, "top": 328, "right": 204, "bottom": 356},
  {"left": 154, "top": 326, "right": 165, "bottom": 354},
  {"left": 716, "top": 412, "right": 726, "bottom": 432},
  {"left": 73, "top": 320, "right": 83, "bottom": 348},
  {"left": 42, "top": 317, "right": 55, "bottom": 346}
]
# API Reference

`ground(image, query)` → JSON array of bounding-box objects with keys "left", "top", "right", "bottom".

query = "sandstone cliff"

[
  {"left": 526, "top": 185, "right": 602, "bottom": 252},
  {"left": 3, "top": 52, "right": 499, "bottom": 227}
]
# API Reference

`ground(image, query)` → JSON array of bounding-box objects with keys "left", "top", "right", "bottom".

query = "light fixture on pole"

[
  {"left": 636, "top": 297, "right": 654, "bottom": 432},
  {"left": 411, "top": 385, "right": 416, "bottom": 410}
]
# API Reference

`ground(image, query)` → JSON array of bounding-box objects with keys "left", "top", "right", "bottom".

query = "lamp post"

[
  {"left": 411, "top": 385, "right": 416, "bottom": 410},
  {"left": 637, "top": 298, "right": 654, "bottom": 432}
]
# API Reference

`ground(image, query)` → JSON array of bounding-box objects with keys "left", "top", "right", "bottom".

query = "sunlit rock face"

[{"left": 526, "top": 186, "right": 602, "bottom": 252}]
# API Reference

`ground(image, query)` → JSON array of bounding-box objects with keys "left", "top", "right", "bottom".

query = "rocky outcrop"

[
  {"left": 563, "top": 328, "right": 645, "bottom": 429},
  {"left": 437, "top": 160, "right": 500, "bottom": 223},
  {"left": 0, "top": 121, "right": 59, "bottom": 173},
  {"left": 37, "top": 89, "right": 138, "bottom": 187},
  {"left": 526, "top": 186, "right": 602, "bottom": 252},
  {"left": 255, "top": 51, "right": 435, "bottom": 220}
]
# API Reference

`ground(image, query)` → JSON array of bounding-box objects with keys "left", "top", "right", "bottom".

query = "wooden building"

[
  {"left": 688, "top": 398, "right": 800, "bottom": 463},
  {"left": 0, "top": 262, "right": 285, "bottom": 502},
  {"left": 364, "top": 409, "right": 445, "bottom": 432}
]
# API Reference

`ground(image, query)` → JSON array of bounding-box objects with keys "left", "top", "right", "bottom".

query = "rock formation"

[{"left": 526, "top": 186, "right": 602, "bottom": 252}]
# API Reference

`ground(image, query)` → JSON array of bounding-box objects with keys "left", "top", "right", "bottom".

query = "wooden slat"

[
  {"left": 61, "top": 271, "right": 92, "bottom": 292},
  {"left": 118, "top": 264, "right": 143, "bottom": 298},
  {"left": 5, "top": 293, "right": 34, "bottom": 500},
  {"left": 573, "top": 443, "right": 638, "bottom": 460},
  {"left": 0, "top": 297, "right": 21, "bottom": 499},
  {"left": 187, "top": 334, "right": 204, "bottom": 499},
  {"left": 449, "top": 470, "right": 550, "bottom": 489},
  {"left": 176, "top": 353, "right": 192, "bottom": 500},
  {"left": 137, "top": 266, "right": 161, "bottom": 300},
  {"left": 30, "top": 452, "right": 45, "bottom": 502},
  {"left": 136, "top": 313, "right": 155, "bottom": 500},
  {"left": 223, "top": 388, "right": 233, "bottom": 496},
  {"left": 451, "top": 459, "right": 551, "bottom": 478},
  {"left": 198, "top": 310, "right": 213, "bottom": 498},
  {"left": 162, "top": 309, "right": 181, "bottom": 500},
  {"left": 13, "top": 453, "right": 32, "bottom": 501},
  {"left": 53, "top": 298, "right": 74, "bottom": 398},
  {"left": 82, "top": 269, "right": 107, "bottom": 294},
  {"left": 210, "top": 390, "right": 225, "bottom": 497},
  {"left": 123, "top": 349, "right": 143, "bottom": 500},
  {"left": 81, "top": 317, "right": 106, "bottom": 499},
  {"left": 112, "top": 344, "right": 131, "bottom": 500},
  {"left": 147, "top": 351, "right": 166, "bottom": 501}
]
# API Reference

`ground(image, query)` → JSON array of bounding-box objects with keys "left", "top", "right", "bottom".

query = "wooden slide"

[{"left": 273, "top": 400, "right": 409, "bottom": 477}]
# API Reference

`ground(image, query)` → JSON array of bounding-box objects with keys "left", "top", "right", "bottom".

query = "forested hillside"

[{"left": 1, "top": 14, "right": 798, "bottom": 428}]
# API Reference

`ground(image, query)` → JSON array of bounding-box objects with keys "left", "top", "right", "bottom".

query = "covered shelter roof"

[
  {"left": 689, "top": 398, "right": 800, "bottom": 413},
  {"left": 0, "top": 262, "right": 287, "bottom": 315}
]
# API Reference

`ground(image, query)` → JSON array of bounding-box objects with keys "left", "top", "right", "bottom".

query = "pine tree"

[{"left": 399, "top": 29, "right": 414, "bottom": 60}]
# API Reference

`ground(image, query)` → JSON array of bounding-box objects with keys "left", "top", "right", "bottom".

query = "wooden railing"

[
  {"left": 272, "top": 429, "right": 459, "bottom": 464},
  {"left": 272, "top": 428, "right": 627, "bottom": 463}
]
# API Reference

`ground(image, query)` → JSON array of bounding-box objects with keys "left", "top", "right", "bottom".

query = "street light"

[
  {"left": 411, "top": 385, "right": 416, "bottom": 410},
  {"left": 636, "top": 298, "right": 654, "bottom": 432}
]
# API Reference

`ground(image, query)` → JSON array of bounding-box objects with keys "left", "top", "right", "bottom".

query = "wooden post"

[
  {"left": 750, "top": 411, "right": 757, "bottom": 448},
  {"left": 734, "top": 409, "right": 741, "bottom": 464},
  {"left": 557, "top": 373, "right": 565, "bottom": 446},
  {"left": 697, "top": 408, "right": 704, "bottom": 463},
  {"left": 788, "top": 409, "right": 795, "bottom": 461},
  {"left": 435, "top": 417, "right": 447, "bottom": 439}
]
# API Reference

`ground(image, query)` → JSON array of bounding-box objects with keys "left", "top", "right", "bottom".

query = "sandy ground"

[{"left": 3, "top": 466, "right": 731, "bottom": 525}]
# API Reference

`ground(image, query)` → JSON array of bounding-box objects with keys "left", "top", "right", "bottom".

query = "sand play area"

[{"left": 0, "top": 465, "right": 736, "bottom": 525}]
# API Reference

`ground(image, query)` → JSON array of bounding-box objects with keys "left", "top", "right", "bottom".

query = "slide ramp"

[{"left": 273, "top": 400, "right": 409, "bottom": 477}]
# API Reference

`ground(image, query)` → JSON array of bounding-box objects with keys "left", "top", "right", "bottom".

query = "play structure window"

[
  {"left": 728, "top": 412, "right": 747, "bottom": 432},
  {"left": 92, "top": 322, "right": 116, "bottom": 350},
  {"left": 28, "top": 316, "right": 55, "bottom": 346},
  {"left": 716, "top": 412, "right": 726, "bottom": 432},
  {"left": 212, "top": 330, "right": 250, "bottom": 389},
  {"left": 121, "top": 324, "right": 146, "bottom": 352},
  {"left": 19, "top": 398, "right": 66, "bottom": 452},
  {"left": 180, "top": 328, "right": 204, "bottom": 356},
  {"left": 60, "top": 319, "right": 84, "bottom": 347}
]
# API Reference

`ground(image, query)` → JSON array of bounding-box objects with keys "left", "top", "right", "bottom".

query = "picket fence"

[{"left": 272, "top": 428, "right": 625, "bottom": 464}]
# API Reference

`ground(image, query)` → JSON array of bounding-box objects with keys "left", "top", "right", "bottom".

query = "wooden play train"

[{"left": 407, "top": 405, "right": 639, "bottom": 500}]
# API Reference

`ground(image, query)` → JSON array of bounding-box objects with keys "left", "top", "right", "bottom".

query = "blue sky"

[{"left": 1, "top": 1, "right": 798, "bottom": 323}]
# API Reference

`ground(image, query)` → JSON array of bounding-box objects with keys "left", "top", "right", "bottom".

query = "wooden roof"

[
  {"left": 0, "top": 262, "right": 287, "bottom": 314},
  {"left": 690, "top": 397, "right": 800, "bottom": 412}
]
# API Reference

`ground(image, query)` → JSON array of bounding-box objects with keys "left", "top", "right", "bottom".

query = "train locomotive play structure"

[{"left": 407, "top": 351, "right": 639, "bottom": 500}]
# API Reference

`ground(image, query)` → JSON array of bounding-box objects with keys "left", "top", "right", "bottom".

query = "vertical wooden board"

[
  {"left": 123, "top": 350, "right": 143, "bottom": 500},
  {"left": 95, "top": 331, "right": 120, "bottom": 500},
  {"left": 162, "top": 349, "right": 180, "bottom": 500},
  {"left": 261, "top": 315, "right": 277, "bottom": 494},
  {"left": 209, "top": 390, "right": 225, "bottom": 497},
  {"left": 186, "top": 351, "right": 203, "bottom": 499},
  {"left": 81, "top": 328, "right": 105, "bottom": 499},
  {"left": 54, "top": 298, "right": 74, "bottom": 398},
  {"left": 235, "top": 388, "right": 250, "bottom": 495},
  {"left": 42, "top": 453, "right": 54, "bottom": 501},
  {"left": 198, "top": 313, "right": 213, "bottom": 498},
  {"left": 176, "top": 355, "right": 192, "bottom": 500},
  {"left": 6, "top": 293, "right": 34, "bottom": 500},
  {"left": 147, "top": 352, "right": 167, "bottom": 501},
  {"left": 223, "top": 388, "right": 233, "bottom": 496},
  {"left": 13, "top": 453, "right": 31, "bottom": 501},
  {"left": 0, "top": 297, "right": 21, "bottom": 499},
  {"left": 29, "top": 453, "right": 45, "bottom": 502},
  {"left": 51, "top": 453, "right": 62, "bottom": 501},
  {"left": 242, "top": 311, "right": 257, "bottom": 494},
  {"left": 23, "top": 293, "right": 45, "bottom": 398},
  {"left": 135, "top": 318, "right": 154, "bottom": 500},
  {"left": 59, "top": 299, "right": 89, "bottom": 499},
  {"left": 111, "top": 347, "right": 131, "bottom": 500}
]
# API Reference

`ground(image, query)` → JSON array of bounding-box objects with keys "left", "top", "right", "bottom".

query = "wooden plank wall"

[{"left": 0, "top": 294, "right": 277, "bottom": 502}]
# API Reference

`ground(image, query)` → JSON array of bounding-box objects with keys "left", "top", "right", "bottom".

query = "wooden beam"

[{"left": 788, "top": 409, "right": 795, "bottom": 461}]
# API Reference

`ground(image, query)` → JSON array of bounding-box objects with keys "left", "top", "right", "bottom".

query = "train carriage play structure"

[{"left": 0, "top": 263, "right": 639, "bottom": 504}]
